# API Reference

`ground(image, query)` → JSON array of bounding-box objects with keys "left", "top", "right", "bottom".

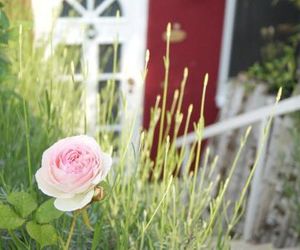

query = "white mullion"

[
  {"left": 87, "top": 0, "right": 94, "bottom": 11},
  {"left": 98, "top": 73, "right": 122, "bottom": 80},
  {"left": 59, "top": 74, "right": 84, "bottom": 82},
  {"left": 94, "top": 0, "right": 115, "bottom": 16},
  {"left": 96, "top": 124, "right": 122, "bottom": 131},
  {"left": 65, "top": 0, "right": 87, "bottom": 15}
]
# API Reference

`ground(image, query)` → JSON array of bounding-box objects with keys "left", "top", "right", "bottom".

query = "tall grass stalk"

[
  {"left": 23, "top": 99, "right": 32, "bottom": 190},
  {"left": 157, "top": 23, "right": 171, "bottom": 158}
]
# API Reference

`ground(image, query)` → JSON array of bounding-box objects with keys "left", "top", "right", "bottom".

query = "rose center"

[{"left": 59, "top": 149, "right": 94, "bottom": 174}]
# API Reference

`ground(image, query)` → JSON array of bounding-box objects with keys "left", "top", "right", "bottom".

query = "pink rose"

[{"left": 35, "top": 135, "right": 112, "bottom": 211}]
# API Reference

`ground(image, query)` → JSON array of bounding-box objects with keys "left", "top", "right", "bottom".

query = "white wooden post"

[
  {"left": 84, "top": 38, "right": 99, "bottom": 136},
  {"left": 243, "top": 119, "right": 269, "bottom": 240}
]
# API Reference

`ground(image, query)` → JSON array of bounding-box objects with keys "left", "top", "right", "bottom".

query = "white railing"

[
  {"left": 176, "top": 95, "right": 300, "bottom": 147},
  {"left": 175, "top": 94, "right": 300, "bottom": 241}
]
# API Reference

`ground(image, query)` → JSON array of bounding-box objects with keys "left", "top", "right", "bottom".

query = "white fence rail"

[
  {"left": 176, "top": 95, "right": 300, "bottom": 147},
  {"left": 175, "top": 94, "right": 300, "bottom": 240}
]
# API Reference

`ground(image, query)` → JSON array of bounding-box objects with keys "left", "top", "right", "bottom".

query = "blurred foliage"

[
  {"left": 0, "top": 2, "right": 11, "bottom": 84},
  {"left": 3, "top": 0, "right": 32, "bottom": 22},
  {"left": 247, "top": 41, "right": 298, "bottom": 98},
  {"left": 290, "top": 0, "right": 300, "bottom": 8},
  {"left": 247, "top": 0, "right": 300, "bottom": 98},
  {"left": 0, "top": 0, "right": 47, "bottom": 190}
]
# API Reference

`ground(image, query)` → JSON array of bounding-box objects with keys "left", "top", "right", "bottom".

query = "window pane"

[
  {"left": 79, "top": 0, "right": 87, "bottom": 8},
  {"left": 95, "top": 0, "right": 105, "bottom": 6},
  {"left": 99, "top": 44, "right": 122, "bottom": 73},
  {"left": 60, "top": 0, "right": 123, "bottom": 17},
  {"left": 60, "top": 0, "right": 87, "bottom": 17},
  {"left": 98, "top": 80, "right": 121, "bottom": 124},
  {"left": 63, "top": 45, "right": 82, "bottom": 74},
  {"left": 98, "top": 130, "right": 121, "bottom": 154},
  {"left": 99, "top": 1, "right": 122, "bottom": 17},
  {"left": 55, "top": 44, "right": 82, "bottom": 74}
]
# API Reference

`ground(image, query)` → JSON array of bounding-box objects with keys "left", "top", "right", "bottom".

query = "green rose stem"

[
  {"left": 64, "top": 211, "right": 78, "bottom": 250},
  {"left": 82, "top": 208, "right": 94, "bottom": 231}
]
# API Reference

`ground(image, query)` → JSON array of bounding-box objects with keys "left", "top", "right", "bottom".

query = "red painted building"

[{"left": 144, "top": 0, "right": 226, "bottom": 136}]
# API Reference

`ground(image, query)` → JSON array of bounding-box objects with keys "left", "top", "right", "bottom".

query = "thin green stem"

[
  {"left": 81, "top": 208, "right": 94, "bottom": 231},
  {"left": 225, "top": 88, "right": 283, "bottom": 238},
  {"left": 157, "top": 23, "right": 171, "bottom": 157},
  {"left": 141, "top": 176, "right": 173, "bottom": 235},
  {"left": 23, "top": 99, "right": 32, "bottom": 189},
  {"left": 187, "top": 74, "right": 208, "bottom": 219},
  {"left": 64, "top": 212, "right": 78, "bottom": 250},
  {"left": 18, "top": 24, "right": 23, "bottom": 80},
  {"left": 8, "top": 230, "right": 29, "bottom": 250},
  {"left": 199, "top": 126, "right": 252, "bottom": 244}
]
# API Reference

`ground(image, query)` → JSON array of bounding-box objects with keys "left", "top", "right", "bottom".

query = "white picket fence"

[{"left": 175, "top": 94, "right": 300, "bottom": 240}]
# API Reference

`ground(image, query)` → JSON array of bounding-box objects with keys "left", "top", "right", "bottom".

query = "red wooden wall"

[{"left": 143, "top": 0, "right": 225, "bottom": 142}]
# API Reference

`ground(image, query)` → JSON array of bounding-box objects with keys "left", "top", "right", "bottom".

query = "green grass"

[{"left": 0, "top": 3, "right": 281, "bottom": 249}]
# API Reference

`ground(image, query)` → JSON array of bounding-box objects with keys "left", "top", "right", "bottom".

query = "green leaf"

[
  {"left": 91, "top": 221, "right": 102, "bottom": 250},
  {"left": 7, "top": 192, "right": 38, "bottom": 218},
  {"left": 0, "top": 30, "right": 9, "bottom": 44},
  {"left": 0, "top": 204, "right": 25, "bottom": 229},
  {"left": 8, "top": 27, "right": 19, "bottom": 40},
  {"left": 0, "top": 10, "right": 9, "bottom": 29},
  {"left": 0, "top": 51, "right": 10, "bottom": 64},
  {"left": 26, "top": 221, "right": 58, "bottom": 248},
  {"left": 35, "top": 199, "right": 63, "bottom": 224}
]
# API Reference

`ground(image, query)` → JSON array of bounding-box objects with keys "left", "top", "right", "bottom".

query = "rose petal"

[
  {"left": 92, "top": 152, "right": 112, "bottom": 185},
  {"left": 54, "top": 189, "right": 95, "bottom": 211},
  {"left": 35, "top": 169, "right": 74, "bottom": 199},
  {"left": 77, "top": 135, "right": 102, "bottom": 155}
]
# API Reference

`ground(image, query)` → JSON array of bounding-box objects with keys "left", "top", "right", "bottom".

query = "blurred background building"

[{"left": 31, "top": 0, "right": 299, "bottom": 137}]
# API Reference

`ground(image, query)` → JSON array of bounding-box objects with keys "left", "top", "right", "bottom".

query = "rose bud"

[{"left": 92, "top": 186, "right": 105, "bottom": 202}]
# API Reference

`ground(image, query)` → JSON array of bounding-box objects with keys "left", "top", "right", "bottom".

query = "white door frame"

[{"left": 216, "top": 0, "right": 237, "bottom": 107}]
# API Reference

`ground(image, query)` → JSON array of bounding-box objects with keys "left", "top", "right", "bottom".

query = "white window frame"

[{"left": 31, "top": 0, "right": 149, "bottom": 145}]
